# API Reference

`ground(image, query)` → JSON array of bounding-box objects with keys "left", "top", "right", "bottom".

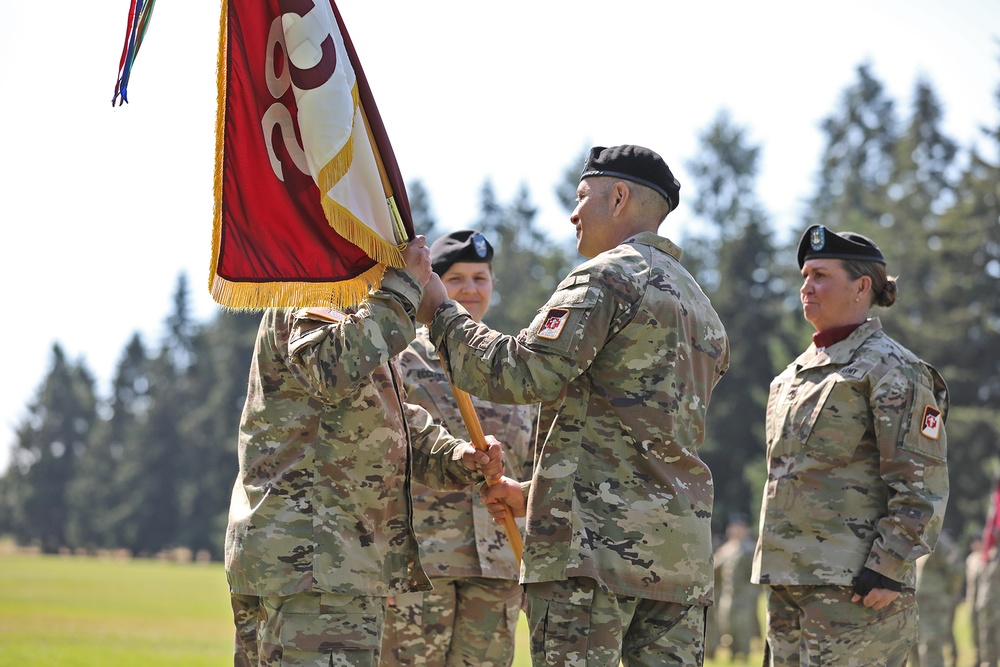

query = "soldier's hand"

[
  {"left": 416, "top": 273, "right": 448, "bottom": 324},
  {"left": 851, "top": 568, "right": 902, "bottom": 610},
  {"left": 851, "top": 587, "right": 900, "bottom": 610},
  {"left": 481, "top": 477, "right": 526, "bottom": 523},
  {"left": 460, "top": 435, "right": 504, "bottom": 482},
  {"left": 401, "top": 236, "right": 432, "bottom": 286}
]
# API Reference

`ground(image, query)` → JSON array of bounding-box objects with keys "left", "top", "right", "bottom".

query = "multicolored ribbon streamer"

[{"left": 112, "top": 0, "right": 157, "bottom": 106}]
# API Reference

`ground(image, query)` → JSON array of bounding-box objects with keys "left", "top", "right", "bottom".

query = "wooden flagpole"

[
  {"left": 360, "top": 102, "right": 523, "bottom": 567},
  {"left": 449, "top": 386, "right": 524, "bottom": 566}
]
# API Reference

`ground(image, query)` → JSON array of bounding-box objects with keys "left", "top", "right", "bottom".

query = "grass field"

[{"left": 0, "top": 551, "right": 980, "bottom": 666}]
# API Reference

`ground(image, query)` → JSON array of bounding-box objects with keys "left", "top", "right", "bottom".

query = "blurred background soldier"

[
  {"left": 714, "top": 513, "right": 760, "bottom": 662},
  {"left": 976, "top": 479, "right": 1000, "bottom": 667},
  {"left": 977, "top": 543, "right": 1000, "bottom": 667},
  {"left": 910, "top": 530, "right": 963, "bottom": 666},
  {"left": 965, "top": 536, "right": 984, "bottom": 667}
]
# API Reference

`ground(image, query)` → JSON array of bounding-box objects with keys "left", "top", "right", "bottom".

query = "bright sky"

[{"left": 1, "top": 0, "right": 997, "bottom": 472}]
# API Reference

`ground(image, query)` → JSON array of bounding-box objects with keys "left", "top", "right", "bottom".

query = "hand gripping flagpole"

[
  {"left": 358, "top": 107, "right": 524, "bottom": 568},
  {"left": 448, "top": 386, "right": 524, "bottom": 566}
]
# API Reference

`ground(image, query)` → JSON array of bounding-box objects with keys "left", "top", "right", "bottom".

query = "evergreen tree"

[
  {"left": 408, "top": 178, "right": 439, "bottom": 239},
  {"left": 66, "top": 334, "right": 151, "bottom": 550},
  {"left": 473, "top": 181, "right": 575, "bottom": 335},
  {"left": 684, "top": 111, "right": 789, "bottom": 531},
  {"left": 927, "top": 98, "right": 1000, "bottom": 538},
  {"left": 175, "top": 309, "right": 260, "bottom": 558},
  {"left": 807, "top": 63, "right": 900, "bottom": 230},
  {"left": 852, "top": 78, "right": 958, "bottom": 360},
  {"left": 553, "top": 145, "right": 591, "bottom": 213},
  {"left": 2, "top": 345, "right": 96, "bottom": 552},
  {"left": 113, "top": 277, "right": 197, "bottom": 554}
]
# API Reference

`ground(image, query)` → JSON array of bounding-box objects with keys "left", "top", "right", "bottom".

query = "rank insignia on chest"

[
  {"left": 537, "top": 308, "right": 570, "bottom": 340},
  {"left": 920, "top": 405, "right": 942, "bottom": 440}
]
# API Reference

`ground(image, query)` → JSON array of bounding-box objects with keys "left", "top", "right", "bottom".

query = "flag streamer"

[{"left": 112, "top": 0, "right": 157, "bottom": 106}]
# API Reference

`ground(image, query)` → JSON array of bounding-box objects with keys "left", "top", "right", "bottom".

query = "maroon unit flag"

[{"left": 211, "top": 0, "right": 414, "bottom": 309}]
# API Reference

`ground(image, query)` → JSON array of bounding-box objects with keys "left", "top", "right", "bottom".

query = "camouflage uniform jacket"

[
  {"left": 752, "top": 318, "right": 949, "bottom": 588},
  {"left": 429, "top": 232, "right": 730, "bottom": 605},
  {"left": 225, "top": 269, "right": 482, "bottom": 598},
  {"left": 395, "top": 327, "right": 536, "bottom": 579}
]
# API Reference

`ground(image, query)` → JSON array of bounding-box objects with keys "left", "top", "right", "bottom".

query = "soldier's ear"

[
  {"left": 610, "top": 182, "right": 630, "bottom": 218},
  {"left": 856, "top": 275, "right": 872, "bottom": 298}
]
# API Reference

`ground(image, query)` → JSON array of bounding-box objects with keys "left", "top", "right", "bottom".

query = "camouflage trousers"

[
  {"left": 763, "top": 585, "right": 917, "bottom": 666},
  {"left": 379, "top": 576, "right": 522, "bottom": 667},
  {"left": 524, "top": 577, "right": 707, "bottom": 666},
  {"left": 231, "top": 591, "right": 386, "bottom": 667}
]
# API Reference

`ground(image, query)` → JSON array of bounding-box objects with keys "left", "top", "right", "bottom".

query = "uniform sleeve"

[
  {"left": 284, "top": 269, "right": 423, "bottom": 402},
  {"left": 405, "top": 401, "right": 480, "bottom": 491},
  {"left": 518, "top": 403, "right": 540, "bottom": 482},
  {"left": 428, "top": 265, "right": 622, "bottom": 404},
  {"left": 866, "top": 363, "right": 950, "bottom": 582}
]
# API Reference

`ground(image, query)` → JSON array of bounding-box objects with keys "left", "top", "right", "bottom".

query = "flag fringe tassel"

[
  {"left": 317, "top": 84, "right": 405, "bottom": 268},
  {"left": 209, "top": 263, "right": 389, "bottom": 311}
]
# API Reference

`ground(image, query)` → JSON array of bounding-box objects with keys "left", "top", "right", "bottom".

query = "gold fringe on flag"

[
  {"left": 316, "top": 83, "right": 405, "bottom": 269},
  {"left": 209, "top": 263, "right": 388, "bottom": 312}
]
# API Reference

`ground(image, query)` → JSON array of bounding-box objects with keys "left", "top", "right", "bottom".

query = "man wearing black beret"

[{"left": 417, "top": 145, "right": 730, "bottom": 665}]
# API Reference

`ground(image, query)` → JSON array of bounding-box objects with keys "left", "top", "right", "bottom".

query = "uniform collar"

[
  {"left": 796, "top": 318, "right": 883, "bottom": 369},
  {"left": 624, "top": 231, "right": 682, "bottom": 261},
  {"left": 812, "top": 322, "right": 865, "bottom": 350}
]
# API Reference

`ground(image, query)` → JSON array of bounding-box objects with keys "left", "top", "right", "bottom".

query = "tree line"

[{"left": 1, "top": 62, "right": 997, "bottom": 560}]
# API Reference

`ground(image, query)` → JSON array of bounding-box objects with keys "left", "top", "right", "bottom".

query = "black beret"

[
  {"left": 797, "top": 224, "right": 885, "bottom": 268},
  {"left": 430, "top": 230, "right": 494, "bottom": 276},
  {"left": 580, "top": 145, "right": 680, "bottom": 211}
]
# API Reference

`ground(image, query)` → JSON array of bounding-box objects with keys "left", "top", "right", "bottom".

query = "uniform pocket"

[
  {"left": 524, "top": 277, "right": 599, "bottom": 355},
  {"left": 277, "top": 593, "right": 384, "bottom": 653},
  {"left": 815, "top": 601, "right": 916, "bottom": 665},
  {"left": 805, "top": 378, "right": 869, "bottom": 460}
]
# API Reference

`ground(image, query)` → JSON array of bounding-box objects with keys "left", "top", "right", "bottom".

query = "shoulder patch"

[
  {"left": 920, "top": 405, "right": 942, "bottom": 440},
  {"left": 536, "top": 308, "right": 570, "bottom": 340}
]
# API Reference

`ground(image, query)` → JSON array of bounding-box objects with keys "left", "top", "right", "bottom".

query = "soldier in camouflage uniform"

[
  {"left": 417, "top": 145, "right": 730, "bottom": 666},
  {"left": 381, "top": 231, "right": 536, "bottom": 667},
  {"left": 752, "top": 225, "right": 950, "bottom": 666},
  {"left": 224, "top": 238, "right": 506, "bottom": 667}
]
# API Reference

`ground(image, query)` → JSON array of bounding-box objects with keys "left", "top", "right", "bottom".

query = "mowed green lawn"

[
  {"left": 0, "top": 551, "right": 980, "bottom": 666},
  {"left": 0, "top": 551, "right": 234, "bottom": 666}
]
